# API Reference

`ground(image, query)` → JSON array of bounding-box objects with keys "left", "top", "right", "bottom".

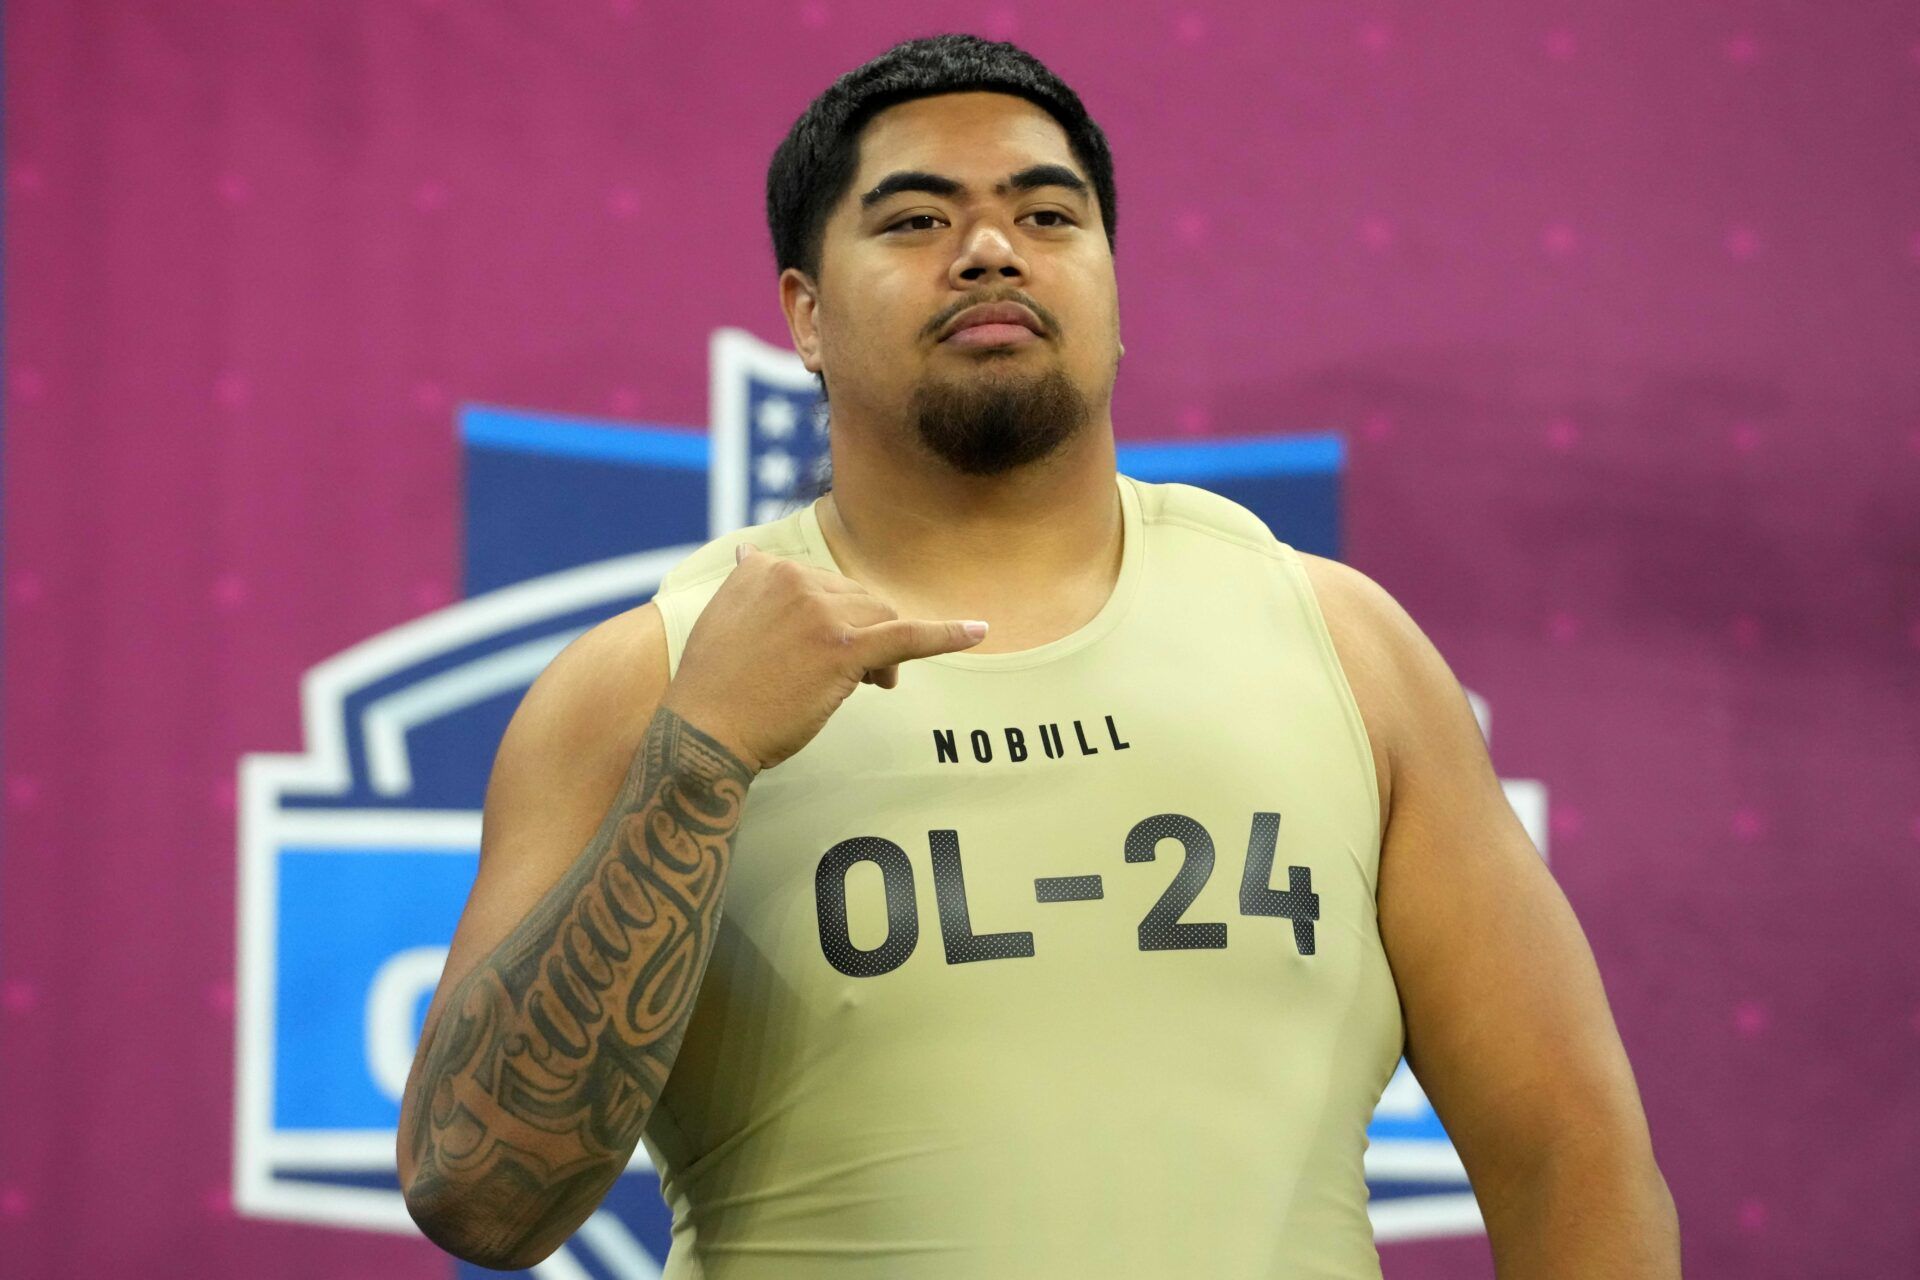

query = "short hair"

[{"left": 766, "top": 33, "right": 1119, "bottom": 284}]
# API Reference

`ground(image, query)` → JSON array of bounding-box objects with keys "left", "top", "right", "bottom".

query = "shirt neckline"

[{"left": 796, "top": 470, "right": 1145, "bottom": 673}]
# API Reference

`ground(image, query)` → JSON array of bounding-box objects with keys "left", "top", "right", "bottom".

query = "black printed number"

[
  {"left": 1126, "top": 810, "right": 1319, "bottom": 955},
  {"left": 1238, "top": 811, "right": 1319, "bottom": 956},
  {"left": 1124, "top": 814, "right": 1227, "bottom": 951},
  {"left": 814, "top": 811, "right": 1320, "bottom": 975}
]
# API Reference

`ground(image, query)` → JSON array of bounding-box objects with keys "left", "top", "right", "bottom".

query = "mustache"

[{"left": 926, "top": 292, "right": 1059, "bottom": 341}]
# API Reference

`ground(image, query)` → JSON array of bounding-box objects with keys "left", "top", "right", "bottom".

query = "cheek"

[
  {"left": 818, "top": 309, "right": 913, "bottom": 392},
  {"left": 827, "top": 313, "right": 888, "bottom": 366},
  {"left": 1061, "top": 279, "right": 1118, "bottom": 344},
  {"left": 1065, "top": 318, "right": 1116, "bottom": 367},
  {"left": 825, "top": 303, "right": 913, "bottom": 368}
]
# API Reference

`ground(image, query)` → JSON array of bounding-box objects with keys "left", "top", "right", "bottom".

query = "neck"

[{"left": 813, "top": 424, "right": 1122, "bottom": 619}]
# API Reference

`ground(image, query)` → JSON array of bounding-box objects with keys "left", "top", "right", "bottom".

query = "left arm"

[{"left": 1305, "top": 555, "right": 1680, "bottom": 1277}]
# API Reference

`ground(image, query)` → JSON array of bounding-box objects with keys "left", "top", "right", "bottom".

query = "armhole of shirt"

[
  {"left": 653, "top": 588, "right": 688, "bottom": 682},
  {"left": 1274, "top": 543, "right": 1385, "bottom": 878}
]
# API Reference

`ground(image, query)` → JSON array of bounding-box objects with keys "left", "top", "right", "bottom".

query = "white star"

[
  {"left": 756, "top": 449, "right": 798, "bottom": 493},
  {"left": 756, "top": 396, "right": 798, "bottom": 439}
]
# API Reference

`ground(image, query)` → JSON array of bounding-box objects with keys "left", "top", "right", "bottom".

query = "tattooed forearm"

[{"left": 401, "top": 705, "right": 754, "bottom": 1269}]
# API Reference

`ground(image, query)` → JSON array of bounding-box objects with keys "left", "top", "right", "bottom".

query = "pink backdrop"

[{"left": 5, "top": 2, "right": 1918, "bottom": 1276}]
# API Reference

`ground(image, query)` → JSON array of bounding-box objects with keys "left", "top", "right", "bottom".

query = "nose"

[{"left": 948, "top": 218, "right": 1029, "bottom": 288}]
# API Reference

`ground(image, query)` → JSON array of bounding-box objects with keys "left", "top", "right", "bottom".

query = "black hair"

[
  {"left": 767, "top": 32, "right": 1118, "bottom": 284},
  {"left": 765, "top": 33, "right": 1118, "bottom": 498}
]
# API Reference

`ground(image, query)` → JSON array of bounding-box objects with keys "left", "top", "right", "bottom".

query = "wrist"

[{"left": 658, "top": 690, "right": 763, "bottom": 776}]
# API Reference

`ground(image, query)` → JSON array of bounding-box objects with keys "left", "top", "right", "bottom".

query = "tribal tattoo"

[{"left": 402, "top": 705, "right": 753, "bottom": 1268}]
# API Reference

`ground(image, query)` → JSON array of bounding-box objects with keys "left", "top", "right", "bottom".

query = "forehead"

[{"left": 848, "top": 91, "right": 1076, "bottom": 189}]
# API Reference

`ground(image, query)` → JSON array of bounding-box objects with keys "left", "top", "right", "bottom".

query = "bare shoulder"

[
  {"left": 522, "top": 599, "right": 671, "bottom": 738},
  {"left": 1292, "top": 550, "right": 1416, "bottom": 821},
  {"left": 480, "top": 600, "right": 671, "bottom": 867},
  {"left": 567, "top": 598, "right": 670, "bottom": 694}
]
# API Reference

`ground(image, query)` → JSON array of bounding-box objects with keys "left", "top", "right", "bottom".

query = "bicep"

[{"left": 1356, "top": 581, "right": 1654, "bottom": 1183}]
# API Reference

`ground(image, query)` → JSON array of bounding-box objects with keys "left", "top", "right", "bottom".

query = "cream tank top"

[{"left": 640, "top": 471, "right": 1403, "bottom": 1278}]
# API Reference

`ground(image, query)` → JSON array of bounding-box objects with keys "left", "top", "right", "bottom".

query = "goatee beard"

[{"left": 908, "top": 360, "right": 1092, "bottom": 477}]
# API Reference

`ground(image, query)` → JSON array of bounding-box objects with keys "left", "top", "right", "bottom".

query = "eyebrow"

[{"left": 858, "top": 163, "right": 1091, "bottom": 211}]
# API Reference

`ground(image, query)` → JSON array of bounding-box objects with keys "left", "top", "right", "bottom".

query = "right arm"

[
  {"left": 396, "top": 547, "right": 988, "bottom": 1269},
  {"left": 396, "top": 602, "right": 757, "bottom": 1270}
]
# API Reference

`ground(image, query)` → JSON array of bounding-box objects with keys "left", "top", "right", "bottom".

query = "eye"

[
  {"left": 1026, "top": 210, "right": 1075, "bottom": 228},
  {"left": 884, "top": 213, "right": 946, "bottom": 233}
]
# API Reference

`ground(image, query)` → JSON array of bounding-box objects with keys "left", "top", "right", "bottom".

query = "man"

[{"left": 397, "top": 33, "right": 1679, "bottom": 1277}]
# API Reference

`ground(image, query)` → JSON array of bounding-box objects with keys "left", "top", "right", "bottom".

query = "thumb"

[{"left": 735, "top": 541, "right": 759, "bottom": 565}]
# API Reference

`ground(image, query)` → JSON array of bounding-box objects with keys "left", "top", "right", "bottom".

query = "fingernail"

[
  {"left": 962, "top": 621, "right": 989, "bottom": 639},
  {"left": 736, "top": 544, "right": 747, "bottom": 564}
]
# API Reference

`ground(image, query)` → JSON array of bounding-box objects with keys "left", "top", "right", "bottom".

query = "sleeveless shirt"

[{"left": 639, "top": 471, "right": 1402, "bottom": 1278}]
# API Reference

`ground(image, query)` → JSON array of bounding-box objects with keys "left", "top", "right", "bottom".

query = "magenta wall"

[{"left": 5, "top": 2, "right": 1918, "bottom": 1276}]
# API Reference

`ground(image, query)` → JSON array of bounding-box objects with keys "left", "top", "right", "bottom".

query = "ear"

[{"left": 779, "top": 268, "right": 824, "bottom": 374}]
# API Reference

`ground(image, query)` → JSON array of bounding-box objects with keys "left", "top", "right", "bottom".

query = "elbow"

[
  {"left": 1646, "top": 1164, "right": 1683, "bottom": 1258},
  {"left": 1603, "top": 1131, "right": 1680, "bottom": 1248},
  {"left": 1560, "top": 1138, "right": 1685, "bottom": 1268},
  {"left": 402, "top": 1180, "right": 559, "bottom": 1273},
  {"left": 1619, "top": 1160, "right": 1683, "bottom": 1277}
]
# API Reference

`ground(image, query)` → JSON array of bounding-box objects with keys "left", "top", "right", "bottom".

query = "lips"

[{"left": 941, "top": 302, "right": 1043, "bottom": 341}]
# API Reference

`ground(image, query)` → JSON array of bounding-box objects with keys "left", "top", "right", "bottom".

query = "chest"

[
  {"left": 719, "top": 646, "right": 1381, "bottom": 999},
  {"left": 652, "top": 592, "right": 1401, "bottom": 1166},
  {"left": 872, "top": 576, "right": 1118, "bottom": 656}
]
